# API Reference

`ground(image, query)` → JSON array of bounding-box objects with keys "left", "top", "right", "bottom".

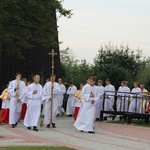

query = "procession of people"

[{"left": 0, "top": 72, "right": 150, "bottom": 134}]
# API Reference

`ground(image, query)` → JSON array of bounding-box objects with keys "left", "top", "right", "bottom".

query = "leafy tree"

[
  {"left": 60, "top": 48, "right": 93, "bottom": 88},
  {"left": 136, "top": 57, "right": 150, "bottom": 90},
  {"left": 78, "top": 59, "right": 94, "bottom": 83},
  {"left": 60, "top": 47, "right": 79, "bottom": 66},
  {"left": 60, "top": 44, "right": 146, "bottom": 90},
  {"left": 93, "top": 43, "right": 144, "bottom": 89},
  {"left": 0, "top": 0, "right": 72, "bottom": 58}
]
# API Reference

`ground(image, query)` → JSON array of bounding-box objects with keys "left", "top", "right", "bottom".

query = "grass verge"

[
  {"left": 107, "top": 119, "right": 150, "bottom": 127},
  {"left": 0, "top": 146, "right": 75, "bottom": 150}
]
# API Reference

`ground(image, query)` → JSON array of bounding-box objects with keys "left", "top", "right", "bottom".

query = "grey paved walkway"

[{"left": 0, "top": 117, "right": 150, "bottom": 150}]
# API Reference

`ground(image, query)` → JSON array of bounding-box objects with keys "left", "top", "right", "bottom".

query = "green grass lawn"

[
  {"left": 107, "top": 119, "right": 150, "bottom": 128},
  {"left": 0, "top": 146, "right": 75, "bottom": 150}
]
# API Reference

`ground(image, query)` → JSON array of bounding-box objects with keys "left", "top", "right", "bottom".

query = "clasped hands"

[
  {"left": 33, "top": 90, "right": 38, "bottom": 94},
  {"left": 90, "top": 93, "right": 95, "bottom": 104},
  {"left": 14, "top": 87, "right": 19, "bottom": 91}
]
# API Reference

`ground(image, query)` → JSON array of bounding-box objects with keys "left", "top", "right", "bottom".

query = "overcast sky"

[{"left": 58, "top": 0, "right": 150, "bottom": 63}]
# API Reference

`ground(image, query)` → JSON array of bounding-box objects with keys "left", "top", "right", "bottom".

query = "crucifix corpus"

[{"left": 48, "top": 49, "right": 57, "bottom": 124}]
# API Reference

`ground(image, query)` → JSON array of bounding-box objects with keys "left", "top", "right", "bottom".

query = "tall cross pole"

[{"left": 48, "top": 49, "right": 57, "bottom": 125}]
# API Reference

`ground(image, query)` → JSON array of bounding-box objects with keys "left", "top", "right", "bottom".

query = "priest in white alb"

[
  {"left": 95, "top": 80, "right": 104, "bottom": 121},
  {"left": 8, "top": 72, "right": 26, "bottom": 128},
  {"left": 74, "top": 76, "right": 100, "bottom": 134},
  {"left": 43, "top": 75, "right": 61, "bottom": 128},
  {"left": 24, "top": 74, "right": 43, "bottom": 131},
  {"left": 129, "top": 82, "right": 142, "bottom": 113},
  {"left": 117, "top": 81, "right": 126, "bottom": 112},
  {"left": 57, "top": 78, "right": 66, "bottom": 116},
  {"left": 66, "top": 81, "right": 77, "bottom": 117},
  {"left": 103, "top": 78, "right": 116, "bottom": 120}
]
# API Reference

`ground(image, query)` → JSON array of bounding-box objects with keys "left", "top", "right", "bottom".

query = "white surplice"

[
  {"left": 66, "top": 85, "right": 77, "bottom": 115},
  {"left": 74, "top": 97, "right": 82, "bottom": 108},
  {"left": 20, "top": 86, "right": 28, "bottom": 104},
  {"left": 124, "top": 86, "right": 130, "bottom": 112},
  {"left": 1, "top": 99, "right": 10, "bottom": 109},
  {"left": 74, "top": 84, "right": 100, "bottom": 132},
  {"left": 129, "top": 87, "right": 142, "bottom": 113},
  {"left": 104, "top": 84, "right": 115, "bottom": 117},
  {"left": 24, "top": 83, "right": 43, "bottom": 127},
  {"left": 43, "top": 81, "right": 61, "bottom": 124},
  {"left": 117, "top": 86, "right": 127, "bottom": 112},
  {"left": 8, "top": 80, "right": 26, "bottom": 124},
  {"left": 95, "top": 85, "right": 104, "bottom": 119},
  {"left": 57, "top": 84, "right": 66, "bottom": 115}
]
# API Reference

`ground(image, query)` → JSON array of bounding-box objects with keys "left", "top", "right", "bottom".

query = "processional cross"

[
  {"left": 48, "top": 49, "right": 57, "bottom": 124},
  {"left": 40, "top": 49, "right": 58, "bottom": 127},
  {"left": 48, "top": 49, "right": 58, "bottom": 70}
]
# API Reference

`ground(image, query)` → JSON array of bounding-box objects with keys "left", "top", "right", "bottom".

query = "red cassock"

[
  {"left": 20, "top": 103, "right": 27, "bottom": 119},
  {"left": 146, "top": 102, "right": 150, "bottom": 112},
  {"left": 74, "top": 107, "right": 80, "bottom": 121},
  {"left": 74, "top": 90, "right": 83, "bottom": 121},
  {"left": 0, "top": 108, "right": 9, "bottom": 123}
]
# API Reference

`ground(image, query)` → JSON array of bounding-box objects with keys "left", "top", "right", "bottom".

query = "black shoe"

[
  {"left": 88, "top": 131, "right": 95, "bottom": 134},
  {"left": 81, "top": 130, "right": 83, "bottom": 132},
  {"left": 124, "top": 117, "right": 127, "bottom": 121},
  {"left": 47, "top": 124, "right": 50, "bottom": 128},
  {"left": 119, "top": 116, "right": 123, "bottom": 121},
  {"left": 27, "top": 127, "right": 31, "bottom": 130},
  {"left": 15, "top": 122, "right": 18, "bottom": 127},
  {"left": 52, "top": 123, "right": 56, "bottom": 128},
  {"left": 56, "top": 114, "right": 59, "bottom": 117},
  {"left": 33, "top": 128, "right": 38, "bottom": 131},
  {"left": 12, "top": 124, "right": 15, "bottom": 128},
  {"left": 104, "top": 117, "right": 107, "bottom": 121},
  {"left": 68, "top": 114, "right": 72, "bottom": 117},
  {"left": 96, "top": 118, "right": 99, "bottom": 121},
  {"left": 112, "top": 116, "right": 115, "bottom": 120},
  {"left": 33, "top": 126, "right": 38, "bottom": 131}
]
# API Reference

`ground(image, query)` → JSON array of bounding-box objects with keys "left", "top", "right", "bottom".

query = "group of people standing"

[
  {"left": 0, "top": 72, "right": 150, "bottom": 134},
  {"left": 0, "top": 72, "right": 68, "bottom": 131},
  {"left": 117, "top": 81, "right": 150, "bottom": 114}
]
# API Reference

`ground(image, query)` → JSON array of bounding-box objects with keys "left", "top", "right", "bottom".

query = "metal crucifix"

[{"left": 48, "top": 49, "right": 57, "bottom": 124}]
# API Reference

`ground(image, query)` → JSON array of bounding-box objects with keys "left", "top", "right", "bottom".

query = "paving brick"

[{"left": 0, "top": 117, "right": 150, "bottom": 150}]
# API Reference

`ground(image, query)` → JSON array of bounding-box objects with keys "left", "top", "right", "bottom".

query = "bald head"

[
  {"left": 34, "top": 74, "right": 40, "bottom": 84},
  {"left": 58, "top": 78, "right": 62, "bottom": 84}
]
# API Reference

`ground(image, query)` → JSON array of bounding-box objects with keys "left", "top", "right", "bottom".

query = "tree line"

[{"left": 60, "top": 44, "right": 150, "bottom": 90}]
